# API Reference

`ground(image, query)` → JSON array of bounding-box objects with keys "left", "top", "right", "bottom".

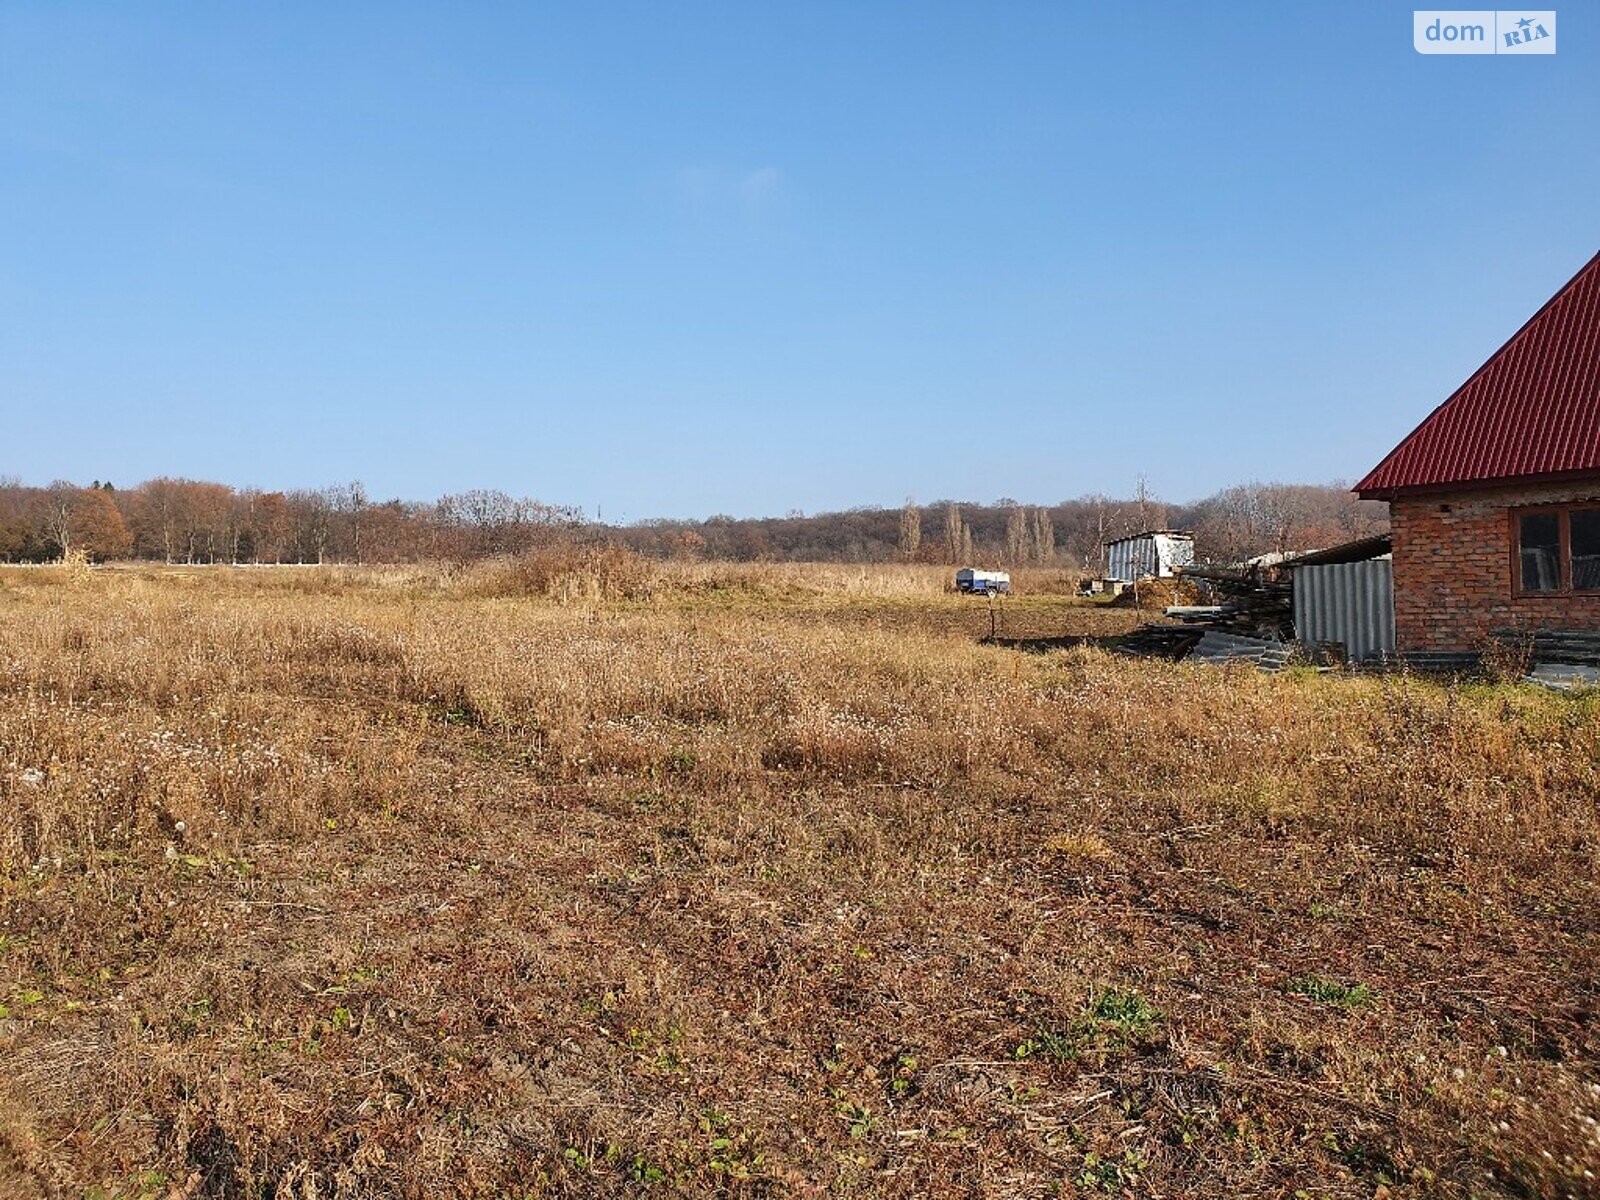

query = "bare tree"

[
  {"left": 287, "top": 489, "right": 332, "bottom": 564},
  {"left": 1087, "top": 494, "right": 1114, "bottom": 575},
  {"left": 945, "top": 503, "right": 964, "bottom": 564},
  {"left": 898, "top": 496, "right": 921, "bottom": 562},
  {"left": 436, "top": 490, "right": 583, "bottom": 559},
  {"left": 1133, "top": 475, "right": 1166, "bottom": 533},
  {"left": 39, "top": 482, "right": 77, "bottom": 557},
  {"left": 188, "top": 483, "right": 232, "bottom": 562},
  {"left": 134, "top": 477, "right": 183, "bottom": 563},
  {"left": 1005, "top": 504, "right": 1027, "bottom": 564},
  {"left": 1030, "top": 507, "right": 1054, "bottom": 564},
  {"left": 1170, "top": 480, "right": 1387, "bottom": 563},
  {"left": 329, "top": 481, "right": 369, "bottom": 563}
]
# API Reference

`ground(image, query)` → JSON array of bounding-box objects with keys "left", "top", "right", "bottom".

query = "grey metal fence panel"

[{"left": 1292, "top": 559, "right": 1394, "bottom": 662}]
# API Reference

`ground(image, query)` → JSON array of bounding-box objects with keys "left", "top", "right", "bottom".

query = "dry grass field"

[{"left": 0, "top": 559, "right": 1596, "bottom": 1199}]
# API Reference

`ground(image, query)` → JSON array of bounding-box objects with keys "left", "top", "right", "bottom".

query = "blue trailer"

[{"left": 955, "top": 568, "right": 1011, "bottom": 595}]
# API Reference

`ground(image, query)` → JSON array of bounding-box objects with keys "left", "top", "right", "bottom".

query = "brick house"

[{"left": 1355, "top": 251, "right": 1600, "bottom": 654}]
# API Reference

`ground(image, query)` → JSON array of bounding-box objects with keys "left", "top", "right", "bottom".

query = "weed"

[
  {"left": 1077, "top": 1148, "right": 1144, "bottom": 1192},
  {"left": 627, "top": 1155, "right": 668, "bottom": 1184},
  {"left": 1287, "top": 974, "right": 1373, "bottom": 1009},
  {"left": 697, "top": 1108, "right": 763, "bottom": 1177},
  {"left": 1087, "top": 987, "right": 1159, "bottom": 1035},
  {"left": 1014, "top": 1028, "right": 1083, "bottom": 1063},
  {"left": 888, "top": 1052, "right": 919, "bottom": 1100}
]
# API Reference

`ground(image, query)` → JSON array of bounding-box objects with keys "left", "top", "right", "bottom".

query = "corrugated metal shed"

[
  {"left": 1293, "top": 558, "right": 1394, "bottom": 663},
  {"left": 1355, "top": 250, "right": 1600, "bottom": 497},
  {"left": 1105, "top": 531, "right": 1194, "bottom": 581}
]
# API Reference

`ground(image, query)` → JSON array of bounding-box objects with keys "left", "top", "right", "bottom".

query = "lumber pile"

[
  {"left": 1169, "top": 564, "right": 1295, "bottom": 639},
  {"left": 1105, "top": 562, "right": 1296, "bottom": 672}
]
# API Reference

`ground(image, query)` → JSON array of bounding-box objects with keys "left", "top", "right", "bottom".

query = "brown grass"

[{"left": 0, "top": 561, "right": 1596, "bottom": 1198}]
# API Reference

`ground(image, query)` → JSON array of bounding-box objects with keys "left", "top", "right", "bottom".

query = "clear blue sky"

[{"left": 3, "top": 3, "right": 1596, "bottom": 520}]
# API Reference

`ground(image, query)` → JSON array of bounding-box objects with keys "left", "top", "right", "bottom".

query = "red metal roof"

[{"left": 1355, "top": 250, "right": 1600, "bottom": 497}]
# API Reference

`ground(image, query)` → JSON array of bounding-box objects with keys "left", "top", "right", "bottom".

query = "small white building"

[{"left": 1104, "top": 530, "right": 1194, "bottom": 582}]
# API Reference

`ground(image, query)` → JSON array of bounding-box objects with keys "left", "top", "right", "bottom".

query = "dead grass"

[{"left": 0, "top": 561, "right": 1596, "bottom": 1198}]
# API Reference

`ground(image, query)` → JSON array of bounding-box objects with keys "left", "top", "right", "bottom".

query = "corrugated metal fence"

[{"left": 1292, "top": 559, "right": 1395, "bottom": 663}]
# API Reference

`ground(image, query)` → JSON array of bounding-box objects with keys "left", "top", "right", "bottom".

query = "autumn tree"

[
  {"left": 1171, "top": 481, "right": 1386, "bottom": 564},
  {"left": 1133, "top": 475, "right": 1163, "bottom": 533},
  {"left": 129, "top": 477, "right": 229, "bottom": 562},
  {"left": 0, "top": 478, "right": 37, "bottom": 560},
  {"left": 358, "top": 500, "right": 430, "bottom": 562},
  {"left": 69, "top": 488, "right": 133, "bottom": 560},
  {"left": 251, "top": 492, "right": 293, "bottom": 563},
  {"left": 34, "top": 483, "right": 132, "bottom": 560}
]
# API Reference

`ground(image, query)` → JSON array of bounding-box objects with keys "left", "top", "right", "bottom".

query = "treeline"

[
  {"left": 0, "top": 476, "right": 1386, "bottom": 568},
  {"left": 0, "top": 478, "right": 582, "bottom": 564},
  {"left": 617, "top": 483, "right": 1387, "bottom": 569}
]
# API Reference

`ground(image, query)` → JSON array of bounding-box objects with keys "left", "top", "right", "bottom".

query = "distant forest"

[{"left": 0, "top": 476, "right": 1387, "bottom": 570}]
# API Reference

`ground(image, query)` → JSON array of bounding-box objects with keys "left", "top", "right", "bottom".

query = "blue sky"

[{"left": 2, "top": 3, "right": 1596, "bottom": 519}]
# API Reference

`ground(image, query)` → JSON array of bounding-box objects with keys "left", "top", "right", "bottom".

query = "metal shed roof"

[
  {"left": 1355, "top": 250, "right": 1600, "bottom": 498},
  {"left": 1286, "top": 534, "right": 1392, "bottom": 568},
  {"left": 1103, "top": 529, "right": 1192, "bottom": 546}
]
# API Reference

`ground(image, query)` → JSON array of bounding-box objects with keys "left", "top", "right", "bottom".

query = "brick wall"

[{"left": 1391, "top": 480, "right": 1600, "bottom": 652}]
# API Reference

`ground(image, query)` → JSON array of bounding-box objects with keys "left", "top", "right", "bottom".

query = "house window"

[
  {"left": 1512, "top": 505, "right": 1600, "bottom": 594},
  {"left": 1518, "top": 512, "right": 1561, "bottom": 591},
  {"left": 1572, "top": 510, "right": 1600, "bottom": 589}
]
